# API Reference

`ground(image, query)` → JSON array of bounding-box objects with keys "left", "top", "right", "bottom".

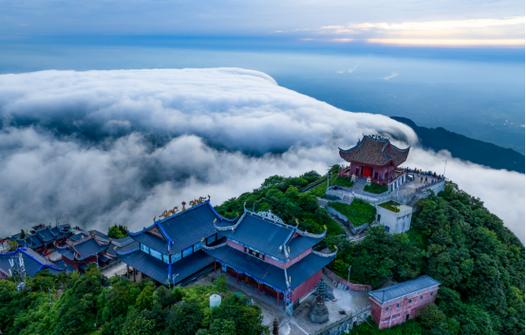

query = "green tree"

[
  {"left": 209, "top": 319, "right": 236, "bottom": 335},
  {"left": 166, "top": 300, "right": 203, "bottom": 335},
  {"left": 108, "top": 225, "right": 128, "bottom": 238},
  {"left": 119, "top": 308, "right": 155, "bottom": 335}
]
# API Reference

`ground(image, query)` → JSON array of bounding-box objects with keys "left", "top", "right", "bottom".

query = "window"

[
  {"left": 182, "top": 247, "right": 193, "bottom": 258},
  {"left": 140, "top": 243, "right": 150, "bottom": 255},
  {"left": 162, "top": 254, "right": 170, "bottom": 264},
  {"left": 385, "top": 307, "right": 389, "bottom": 311},
  {"left": 194, "top": 242, "right": 203, "bottom": 251},
  {"left": 150, "top": 249, "right": 162, "bottom": 261},
  {"left": 408, "top": 299, "right": 413, "bottom": 304},
  {"left": 396, "top": 303, "right": 400, "bottom": 308},
  {"left": 420, "top": 295, "right": 423, "bottom": 300}
]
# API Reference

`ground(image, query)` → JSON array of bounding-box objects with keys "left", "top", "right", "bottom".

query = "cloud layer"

[
  {"left": 0, "top": 68, "right": 523, "bottom": 241},
  {"left": 318, "top": 17, "right": 524, "bottom": 47}
]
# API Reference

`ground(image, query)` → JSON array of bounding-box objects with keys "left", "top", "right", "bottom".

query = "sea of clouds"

[{"left": 0, "top": 68, "right": 523, "bottom": 241}]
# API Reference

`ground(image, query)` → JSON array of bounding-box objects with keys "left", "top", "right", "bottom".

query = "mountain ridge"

[{"left": 392, "top": 116, "right": 524, "bottom": 173}]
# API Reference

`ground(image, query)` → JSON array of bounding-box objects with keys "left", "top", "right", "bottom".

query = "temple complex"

[
  {"left": 339, "top": 135, "right": 410, "bottom": 191},
  {"left": 206, "top": 209, "right": 336, "bottom": 315},
  {"left": 9, "top": 224, "right": 73, "bottom": 254}
]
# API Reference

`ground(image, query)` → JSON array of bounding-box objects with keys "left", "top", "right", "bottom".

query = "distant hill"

[{"left": 392, "top": 116, "right": 524, "bottom": 173}]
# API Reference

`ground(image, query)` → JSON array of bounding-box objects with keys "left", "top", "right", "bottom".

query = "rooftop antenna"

[{"left": 10, "top": 251, "right": 26, "bottom": 291}]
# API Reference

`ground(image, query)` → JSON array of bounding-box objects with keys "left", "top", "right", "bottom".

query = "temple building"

[
  {"left": 57, "top": 230, "right": 116, "bottom": 271},
  {"left": 369, "top": 275, "right": 440, "bottom": 329},
  {"left": 0, "top": 247, "right": 65, "bottom": 279},
  {"left": 117, "top": 201, "right": 233, "bottom": 285},
  {"left": 339, "top": 135, "right": 410, "bottom": 191},
  {"left": 9, "top": 224, "right": 73, "bottom": 254},
  {"left": 205, "top": 209, "right": 336, "bottom": 315}
]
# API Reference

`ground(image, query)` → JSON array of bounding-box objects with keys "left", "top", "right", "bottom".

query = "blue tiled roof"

[
  {"left": 288, "top": 252, "right": 335, "bottom": 289},
  {"left": 228, "top": 212, "right": 291, "bottom": 261},
  {"left": 288, "top": 235, "right": 322, "bottom": 259},
  {"left": 130, "top": 230, "right": 169, "bottom": 253},
  {"left": 36, "top": 228, "right": 55, "bottom": 243},
  {"left": 70, "top": 232, "right": 87, "bottom": 242},
  {"left": 227, "top": 212, "right": 324, "bottom": 261},
  {"left": 120, "top": 249, "right": 213, "bottom": 285},
  {"left": 9, "top": 225, "right": 73, "bottom": 249},
  {"left": 0, "top": 248, "right": 64, "bottom": 277},
  {"left": 130, "top": 201, "right": 224, "bottom": 255},
  {"left": 111, "top": 236, "right": 134, "bottom": 247},
  {"left": 74, "top": 239, "right": 108, "bottom": 260},
  {"left": 369, "top": 275, "right": 440, "bottom": 304},
  {"left": 205, "top": 245, "right": 334, "bottom": 292},
  {"left": 115, "top": 240, "right": 140, "bottom": 255},
  {"left": 206, "top": 244, "right": 288, "bottom": 291}
]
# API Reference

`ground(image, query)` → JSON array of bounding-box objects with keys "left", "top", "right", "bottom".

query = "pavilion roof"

[
  {"left": 129, "top": 201, "right": 231, "bottom": 255},
  {"left": 339, "top": 135, "right": 409, "bottom": 167},
  {"left": 205, "top": 244, "right": 334, "bottom": 292},
  {"left": 58, "top": 232, "right": 110, "bottom": 261},
  {"left": 369, "top": 275, "right": 440, "bottom": 304},
  {"left": 10, "top": 224, "right": 72, "bottom": 249},
  {"left": 119, "top": 249, "right": 213, "bottom": 285},
  {"left": 220, "top": 211, "right": 325, "bottom": 261}
]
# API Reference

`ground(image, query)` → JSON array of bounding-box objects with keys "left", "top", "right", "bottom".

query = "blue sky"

[{"left": 1, "top": 0, "right": 524, "bottom": 47}]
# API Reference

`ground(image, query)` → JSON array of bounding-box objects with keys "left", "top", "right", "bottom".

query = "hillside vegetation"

[
  {"left": 0, "top": 269, "right": 266, "bottom": 335},
  {"left": 218, "top": 172, "right": 524, "bottom": 335},
  {"left": 0, "top": 170, "right": 522, "bottom": 335}
]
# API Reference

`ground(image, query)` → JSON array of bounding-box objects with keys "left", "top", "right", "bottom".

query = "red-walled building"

[
  {"left": 339, "top": 135, "right": 409, "bottom": 186},
  {"left": 205, "top": 209, "right": 336, "bottom": 315},
  {"left": 57, "top": 231, "right": 114, "bottom": 271},
  {"left": 369, "top": 275, "right": 440, "bottom": 329}
]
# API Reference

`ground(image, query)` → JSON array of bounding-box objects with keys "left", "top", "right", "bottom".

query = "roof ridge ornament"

[
  {"left": 255, "top": 210, "right": 285, "bottom": 225},
  {"left": 284, "top": 267, "right": 291, "bottom": 289},
  {"left": 296, "top": 225, "right": 327, "bottom": 239},
  {"left": 201, "top": 240, "right": 227, "bottom": 250},
  {"left": 214, "top": 211, "right": 245, "bottom": 231},
  {"left": 312, "top": 246, "right": 338, "bottom": 258}
]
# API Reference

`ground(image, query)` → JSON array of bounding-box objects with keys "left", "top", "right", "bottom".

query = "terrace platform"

[
  {"left": 326, "top": 169, "right": 445, "bottom": 206},
  {"left": 193, "top": 270, "right": 371, "bottom": 335}
]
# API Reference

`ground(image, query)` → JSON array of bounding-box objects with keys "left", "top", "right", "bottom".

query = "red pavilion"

[{"left": 339, "top": 135, "right": 409, "bottom": 186}]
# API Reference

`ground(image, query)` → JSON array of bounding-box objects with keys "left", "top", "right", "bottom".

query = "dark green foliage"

[
  {"left": 108, "top": 224, "right": 128, "bottom": 239},
  {"left": 166, "top": 300, "right": 203, "bottom": 335},
  {"left": 329, "top": 200, "right": 376, "bottom": 226},
  {"left": 330, "top": 175, "right": 354, "bottom": 188},
  {"left": 0, "top": 270, "right": 266, "bottom": 335},
  {"left": 331, "top": 227, "right": 424, "bottom": 288},
  {"left": 378, "top": 201, "right": 400, "bottom": 213},
  {"left": 351, "top": 318, "right": 422, "bottom": 334},
  {"left": 363, "top": 182, "right": 388, "bottom": 194},
  {"left": 209, "top": 294, "right": 266, "bottom": 335},
  {"left": 216, "top": 171, "right": 344, "bottom": 236},
  {"left": 347, "top": 182, "right": 524, "bottom": 334}
]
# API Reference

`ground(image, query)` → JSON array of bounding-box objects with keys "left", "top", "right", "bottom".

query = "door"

[{"left": 363, "top": 166, "right": 372, "bottom": 177}]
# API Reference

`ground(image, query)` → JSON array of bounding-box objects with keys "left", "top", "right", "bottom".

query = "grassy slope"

[{"left": 329, "top": 200, "right": 376, "bottom": 226}]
